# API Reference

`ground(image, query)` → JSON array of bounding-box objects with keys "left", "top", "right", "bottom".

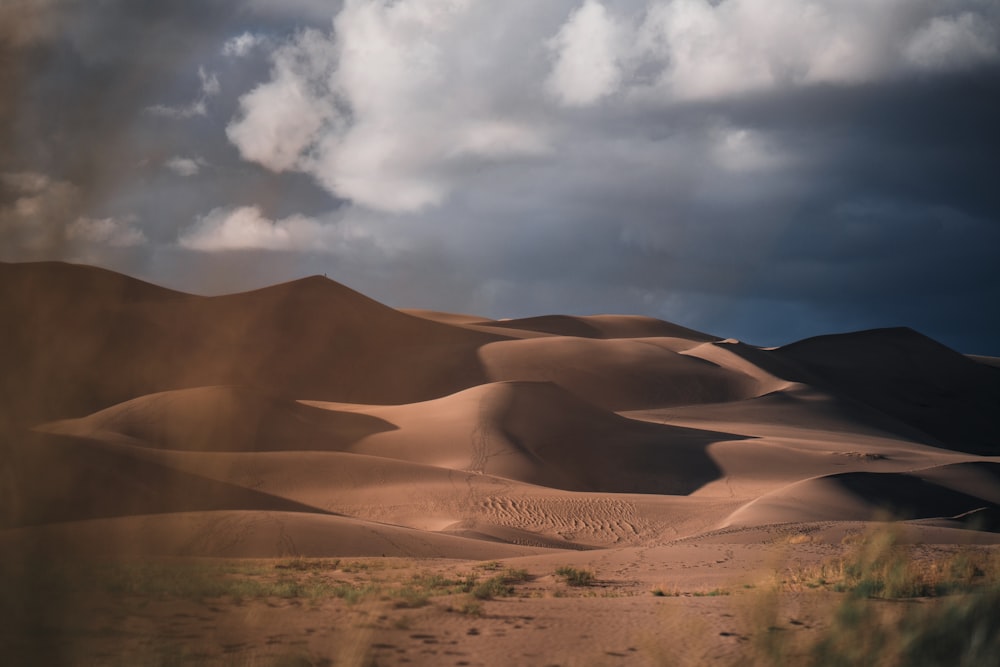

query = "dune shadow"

[
  {"left": 720, "top": 329, "right": 1000, "bottom": 454},
  {"left": 3, "top": 430, "right": 336, "bottom": 529},
  {"left": 494, "top": 381, "right": 749, "bottom": 495},
  {"left": 831, "top": 471, "right": 999, "bottom": 523}
]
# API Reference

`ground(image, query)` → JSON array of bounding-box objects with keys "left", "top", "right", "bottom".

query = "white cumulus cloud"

[
  {"left": 226, "top": 0, "right": 553, "bottom": 214},
  {"left": 547, "top": 0, "right": 622, "bottom": 106},
  {"left": 179, "top": 205, "right": 322, "bottom": 251},
  {"left": 226, "top": 29, "right": 338, "bottom": 173}
]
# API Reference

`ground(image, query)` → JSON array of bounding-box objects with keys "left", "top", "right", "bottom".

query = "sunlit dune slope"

[
  {"left": 478, "top": 336, "right": 761, "bottom": 410},
  {"left": 42, "top": 385, "right": 395, "bottom": 452}
]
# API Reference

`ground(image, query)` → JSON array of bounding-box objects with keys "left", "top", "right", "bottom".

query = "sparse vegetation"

[
  {"left": 784, "top": 525, "right": 1000, "bottom": 599},
  {"left": 651, "top": 585, "right": 729, "bottom": 597},
  {"left": 274, "top": 557, "right": 341, "bottom": 572},
  {"left": 470, "top": 568, "right": 530, "bottom": 600},
  {"left": 555, "top": 566, "right": 595, "bottom": 587},
  {"left": 740, "top": 524, "right": 1000, "bottom": 666}
]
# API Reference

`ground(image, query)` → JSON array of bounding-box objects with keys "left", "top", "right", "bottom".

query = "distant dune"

[{"left": 3, "top": 260, "right": 1000, "bottom": 558}]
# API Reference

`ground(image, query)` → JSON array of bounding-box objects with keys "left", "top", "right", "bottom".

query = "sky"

[{"left": 2, "top": 0, "right": 999, "bottom": 354}]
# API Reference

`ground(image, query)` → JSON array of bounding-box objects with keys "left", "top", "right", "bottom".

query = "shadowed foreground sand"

[{"left": 2, "top": 261, "right": 999, "bottom": 666}]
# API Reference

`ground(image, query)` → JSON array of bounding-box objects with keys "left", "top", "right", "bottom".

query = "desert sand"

[{"left": 2, "top": 261, "right": 999, "bottom": 666}]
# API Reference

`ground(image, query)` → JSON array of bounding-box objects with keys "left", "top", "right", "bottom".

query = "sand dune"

[
  {"left": 41, "top": 385, "right": 395, "bottom": 452},
  {"left": 3, "top": 431, "right": 331, "bottom": 528},
  {"left": 4, "top": 260, "right": 1000, "bottom": 560},
  {"left": 773, "top": 328, "right": 1000, "bottom": 453},
  {"left": 723, "top": 462, "right": 1000, "bottom": 527},
  {"left": 479, "top": 336, "right": 761, "bottom": 410},
  {"left": 301, "top": 381, "right": 744, "bottom": 494},
  {"left": 0, "top": 262, "right": 502, "bottom": 427},
  {"left": 474, "top": 313, "right": 720, "bottom": 341}
]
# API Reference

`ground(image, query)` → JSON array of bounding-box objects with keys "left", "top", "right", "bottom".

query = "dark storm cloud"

[{"left": 3, "top": 1, "right": 999, "bottom": 355}]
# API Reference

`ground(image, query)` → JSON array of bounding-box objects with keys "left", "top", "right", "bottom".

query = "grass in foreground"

[{"left": 743, "top": 524, "right": 1000, "bottom": 667}]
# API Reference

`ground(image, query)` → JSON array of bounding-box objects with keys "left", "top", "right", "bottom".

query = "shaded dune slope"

[
  {"left": 0, "top": 261, "right": 502, "bottom": 426},
  {"left": 725, "top": 462, "right": 1000, "bottom": 528},
  {"left": 713, "top": 329, "right": 1000, "bottom": 454},
  {"left": 2, "top": 432, "right": 331, "bottom": 529},
  {"left": 771, "top": 328, "right": 1000, "bottom": 454}
]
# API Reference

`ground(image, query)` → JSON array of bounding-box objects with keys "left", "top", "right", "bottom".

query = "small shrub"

[
  {"left": 458, "top": 600, "right": 483, "bottom": 616},
  {"left": 471, "top": 576, "right": 513, "bottom": 600},
  {"left": 555, "top": 566, "right": 595, "bottom": 587},
  {"left": 476, "top": 561, "right": 502, "bottom": 571},
  {"left": 692, "top": 588, "right": 729, "bottom": 597},
  {"left": 392, "top": 587, "right": 429, "bottom": 609},
  {"left": 503, "top": 568, "right": 530, "bottom": 583},
  {"left": 469, "top": 569, "right": 529, "bottom": 600}
]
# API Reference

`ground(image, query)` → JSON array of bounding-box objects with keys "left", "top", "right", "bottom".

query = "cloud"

[
  {"left": 227, "top": 0, "right": 555, "bottom": 213},
  {"left": 198, "top": 66, "right": 220, "bottom": 96},
  {"left": 65, "top": 216, "right": 146, "bottom": 247},
  {"left": 225, "top": 0, "right": 1000, "bottom": 217},
  {"left": 0, "top": 171, "right": 82, "bottom": 257},
  {"left": 222, "top": 32, "right": 266, "bottom": 58},
  {"left": 0, "top": 171, "right": 51, "bottom": 194},
  {"left": 626, "top": 0, "right": 1000, "bottom": 101},
  {"left": 547, "top": 0, "right": 622, "bottom": 106},
  {"left": 164, "top": 156, "right": 204, "bottom": 177},
  {"left": 904, "top": 12, "right": 1000, "bottom": 70},
  {"left": 0, "top": 172, "right": 147, "bottom": 261},
  {"left": 178, "top": 204, "right": 389, "bottom": 256},
  {"left": 226, "top": 29, "right": 337, "bottom": 173},
  {"left": 179, "top": 205, "right": 319, "bottom": 251}
]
